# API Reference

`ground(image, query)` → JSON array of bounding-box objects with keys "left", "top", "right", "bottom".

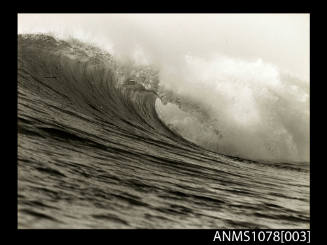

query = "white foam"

[{"left": 156, "top": 55, "right": 309, "bottom": 162}]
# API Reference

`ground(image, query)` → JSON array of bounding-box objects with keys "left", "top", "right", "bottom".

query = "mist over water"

[
  {"left": 18, "top": 14, "right": 309, "bottom": 162},
  {"left": 156, "top": 55, "right": 309, "bottom": 161}
]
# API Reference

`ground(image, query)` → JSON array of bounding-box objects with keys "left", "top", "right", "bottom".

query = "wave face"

[{"left": 18, "top": 34, "right": 309, "bottom": 228}]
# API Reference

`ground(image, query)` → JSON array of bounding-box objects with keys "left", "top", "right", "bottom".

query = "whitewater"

[{"left": 18, "top": 33, "right": 309, "bottom": 229}]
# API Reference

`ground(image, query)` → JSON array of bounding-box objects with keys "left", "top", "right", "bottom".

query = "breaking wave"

[{"left": 17, "top": 34, "right": 309, "bottom": 228}]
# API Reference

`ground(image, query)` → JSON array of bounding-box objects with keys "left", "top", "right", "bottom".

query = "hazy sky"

[{"left": 18, "top": 14, "right": 309, "bottom": 81}]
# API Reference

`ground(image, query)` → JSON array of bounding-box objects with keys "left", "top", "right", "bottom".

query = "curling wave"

[{"left": 18, "top": 34, "right": 309, "bottom": 229}]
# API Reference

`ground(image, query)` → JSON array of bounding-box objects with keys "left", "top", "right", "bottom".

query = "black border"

[{"left": 13, "top": 9, "right": 316, "bottom": 244}]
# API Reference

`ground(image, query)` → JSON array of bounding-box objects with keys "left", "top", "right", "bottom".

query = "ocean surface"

[{"left": 17, "top": 34, "right": 309, "bottom": 229}]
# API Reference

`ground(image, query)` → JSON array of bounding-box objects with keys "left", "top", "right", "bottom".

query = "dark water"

[{"left": 17, "top": 34, "right": 309, "bottom": 229}]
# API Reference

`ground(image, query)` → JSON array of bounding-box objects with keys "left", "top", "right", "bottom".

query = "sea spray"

[{"left": 156, "top": 55, "right": 309, "bottom": 162}]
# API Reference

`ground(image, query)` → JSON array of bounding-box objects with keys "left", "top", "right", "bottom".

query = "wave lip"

[{"left": 18, "top": 34, "right": 309, "bottom": 229}]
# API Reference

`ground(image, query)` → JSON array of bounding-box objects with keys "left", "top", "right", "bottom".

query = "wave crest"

[{"left": 19, "top": 34, "right": 309, "bottom": 163}]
